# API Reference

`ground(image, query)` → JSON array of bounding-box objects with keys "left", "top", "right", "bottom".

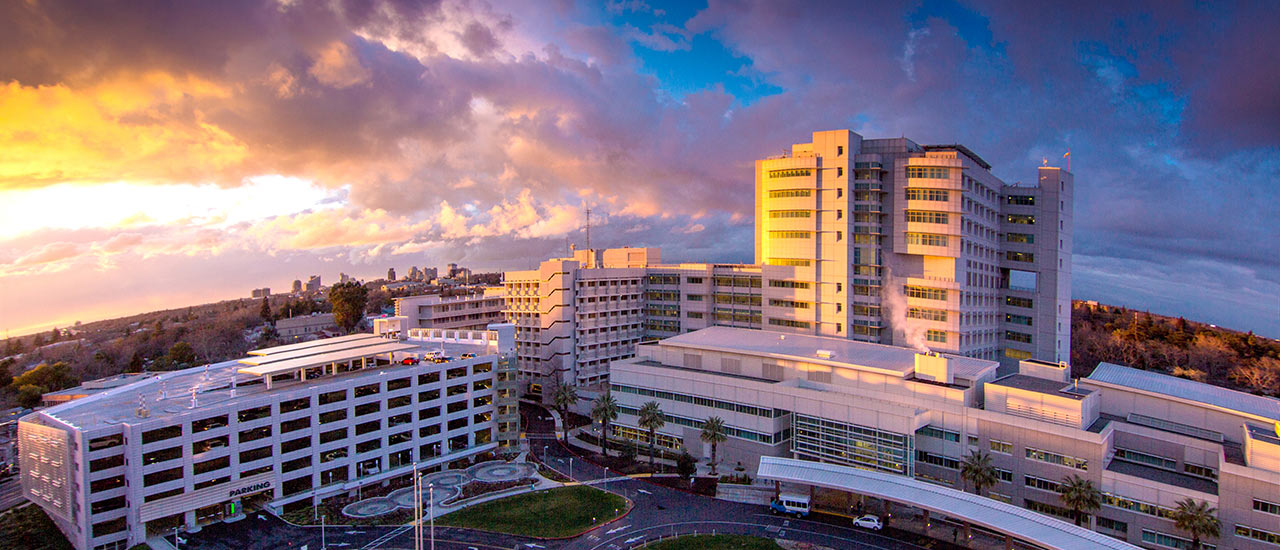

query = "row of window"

[
  {"left": 905, "top": 210, "right": 949, "bottom": 224},
  {"left": 1005, "top": 296, "right": 1033, "bottom": 308},
  {"left": 905, "top": 188, "right": 949, "bottom": 201},
  {"left": 1025, "top": 446, "right": 1088, "bottom": 470},
  {"left": 1006, "top": 232, "right": 1034, "bottom": 244},
  {"left": 768, "top": 210, "right": 811, "bottom": 218},
  {"left": 1142, "top": 529, "right": 1216, "bottom": 550},
  {"left": 767, "top": 189, "right": 812, "bottom": 198},
  {"left": 1005, "top": 330, "right": 1032, "bottom": 344},
  {"left": 905, "top": 233, "right": 948, "bottom": 247},
  {"left": 768, "top": 318, "right": 811, "bottom": 329},
  {"left": 769, "top": 280, "right": 810, "bottom": 289},
  {"left": 766, "top": 258, "right": 811, "bottom": 267},
  {"left": 610, "top": 383, "right": 784, "bottom": 418},
  {"left": 768, "top": 299, "right": 810, "bottom": 309},
  {"left": 1236, "top": 524, "right": 1280, "bottom": 546},
  {"left": 906, "top": 166, "right": 951, "bottom": 179},
  {"left": 769, "top": 230, "right": 812, "bottom": 239},
  {"left": 907, "top": 307, "right": 947, "bottom": 322},
  {"left": 903, "top": 285, "right": 947, "bottom": 301},
  {"left": 1114, "top": 447, "right": 1177, "bottom": 471},
  {"left": 916, "top": 425, "right": 959, "bottom": 442},
  {"left": 1006, "top": 251, "right": 1035, "bottom": 263},
  {"left": 1006, "top": 313, "right": 1034, "bottom": 326},
  {"left": 925, "top": 330, "right": 947, "bottom": 343},
  {"left": 769, "top": 169, "right": 812, "bottom": 178}
]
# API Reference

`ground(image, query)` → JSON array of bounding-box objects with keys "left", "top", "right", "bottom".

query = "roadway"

[{"left": 185, "top": 404, "right": 939, "bottom": 550}]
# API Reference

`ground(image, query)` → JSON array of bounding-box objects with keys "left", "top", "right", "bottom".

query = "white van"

[{"left": 769, "top": 493, "right": 811, "bottom": 517}]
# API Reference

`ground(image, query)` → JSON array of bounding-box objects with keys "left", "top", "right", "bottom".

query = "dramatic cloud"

[{"left": 1, "top": 0, "right": 1277, "bottom": 338}]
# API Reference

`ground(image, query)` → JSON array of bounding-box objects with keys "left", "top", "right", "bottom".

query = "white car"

[{"left": 852, "top": 514, "right": 882, "bottom": 530}]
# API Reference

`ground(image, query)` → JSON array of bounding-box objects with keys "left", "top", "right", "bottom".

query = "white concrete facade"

[
  {"left": 610, "top": 328, "right": 1280, "bottom": 550},
  {"left": 18, "top": 328, "right": 517, "bottom": 550}
]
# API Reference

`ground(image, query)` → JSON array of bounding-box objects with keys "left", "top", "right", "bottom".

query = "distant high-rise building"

[
  {"left": 250, "top": 288, "right": 270, "bottom": 299},
  {"left": 424, "top": 267, "right": 438, "bottom": 280},
  {"left": 305, "top": 275, "right": 322, "bottom": 293},
  {"left": 340, "top": 272, "right": 352, "bottom": 283},
  {"left": 387, "top": 267, "right": 397, "bottom": 281},
  {"left": 292, "top": 279, "right": 302, "bottom": 293},
  {"left": 447, "top": 263, "right": 459, "bottom": 278}
]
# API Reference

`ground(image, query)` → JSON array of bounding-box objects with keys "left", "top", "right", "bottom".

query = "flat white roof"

[
  {"left": 757, "top": 457, "right": 1140, "bottom": 550},
  {"left": 237, "top": 341, "right": 418, "bottom": 377},
  {"left": 247, "top": 334, "right": 380, "bottom": 356},
  {"left": 659, "top": 327, "right": 996, "bottom": 380},
  {"left": 1088, "top": 362, "right": 1280, "bottom": 422}
]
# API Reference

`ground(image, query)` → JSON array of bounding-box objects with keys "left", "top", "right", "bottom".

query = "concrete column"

[
  {"left": 1005, "top": 534, "right": 1013, "bottom": 550},
  {"left": 964, "top": 522, "right": 972, "bottom": 547},
  {"left": 184, "top": 510, "right": 197, "bottom": 531},
  {"left": 300, "top": 368, "right": 307, "bottom": 381},
  {"left": 922, "top": 510, "right": 930, "bottom": 532},
  {"left": 265, "top": 376, "right": 272, "bottom": 390}
]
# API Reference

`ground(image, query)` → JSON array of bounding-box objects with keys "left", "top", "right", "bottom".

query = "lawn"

[
  {"left": 646, "top": 534, "right": 784, "bottom": 550},
  {"left": 437, "top": 485, "right": 626, "bottom": 538}
]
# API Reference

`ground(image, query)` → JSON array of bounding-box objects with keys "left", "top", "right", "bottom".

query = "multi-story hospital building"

[
  {"left": 610, "top": 327, "right": 1280, "bottom": 550},
  {"left": 18, "top": 327, "right": 518, "bottom": 550}
]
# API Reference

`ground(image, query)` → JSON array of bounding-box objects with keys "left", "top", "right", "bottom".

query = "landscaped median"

[
  {"left": 644, "top": 534, "right": 783, "bottom": 550},
  {"left": 436, "top": 485, "right": 628, "bottom": 538}
]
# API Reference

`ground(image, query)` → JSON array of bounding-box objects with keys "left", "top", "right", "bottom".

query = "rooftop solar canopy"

[
  {"left": 1088, "top": 362, "right": 1280, "bottom": 422},
  {"left": 757, "top": 457, "right": 1141, "bottom": 550},
  {"left": 246, "top": 334, "right": 380, "bottom": 356},
  {"left": 237, "top": 341, "right": 417, "bottom": 377},
  {"left": 240, "top": 336, "right": 401, "bottom": 366}
]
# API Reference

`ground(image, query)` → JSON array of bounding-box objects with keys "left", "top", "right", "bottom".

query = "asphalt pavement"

[{"left": 185, "top": 404, "right": 934, "bottom": 550}]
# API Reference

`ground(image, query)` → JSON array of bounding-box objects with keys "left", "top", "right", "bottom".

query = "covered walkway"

[{"left": 757, "top": 456, "right": 1140, "bottom": 550}]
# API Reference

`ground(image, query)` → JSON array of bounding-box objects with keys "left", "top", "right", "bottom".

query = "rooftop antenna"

[
  {"left": 584, "top": 207, "right": 591, "bottom": 250},
  {"left": 136, "top": 393, "right": 149, "bottom": 418},
  {"left": 159, "top": 380, "right": 167, "bottom": 400},
  {"left": 190, "top": 386, "right": 198, "bottom": 409}
]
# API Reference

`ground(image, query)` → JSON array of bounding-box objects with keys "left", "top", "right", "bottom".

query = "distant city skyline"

[{"left": 1, "top": 0, "right": 1277, "bottom": 339}]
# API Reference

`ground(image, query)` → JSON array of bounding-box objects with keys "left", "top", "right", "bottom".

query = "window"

[
  {"left": 321, "top": 466, "right": 348, "bottom": 486},
  {"left": 1184, "top": 463, "right": 1217, "bottom": 480},
  {"left": 995, "top": 468, "right": 1013, "bottom": 483},
  {"left": 447, "top": 367, "right": 467, "bottom": 379},
  {"left": 90, "top": 475, "right": 125, "bottom": 493},
  {"left": 238, "top": 406, "right": 270, "bottom": 422},
  {"left": 1006, "top": 195, "right": 1035, "bottom": 206},
  {"left": 767, "top": 318, "right": 811, "bottom": 329},
  {"left": 915, "top": 450, "right": 959, "bottom": 469},
  {"left": 192, "top": 435, "right": 228, "bottom": 454},
  {"left": 1236, "top": 524, "right": 1280, "bottom": 546},
  {"left": 320, "top": 390, "right": 347, "bottom": 405},
  {"left": 282, "top": 475, "right": 312, "bottom": 497},
  {"left": 1024, "top": 474, "right": 1061, "bottom": 492},
  {"left": 143, "top": 446, "right": 182, "bottom": 465},
  {"left": 768, "top": 210, "right": 812, "bottom": 219},
  {"left": 1114, "top": 448, "right": 1176, "bottom": 471},
  {"left": 193, "top": 456, "right": 229, "bottom": 476},
  {"left": 768, "top": 299, "right": 810, "bottom": 309},
  {"left": 1025, "top": 447, "right": 1087, "bottom": 470},
  {"left": 91, "top": 495, "right": 126, "bottom": 514},
  {"left": 280, "top": 397, "right": 310, "bottom": 413},
  {"left": 1143, "top": 529, "right": 1216, "bottom": 550},
  {"left": 906, "top": 166, "right": 949, "bottom": 179},
  {"left": 768, "top": 231, "right": 812, "bottom": 239},
  {"left": 905, "top": 233, "right": 948, "bottom": 247},
  {"left": 355, "top": 384, "right": 380, "bottom": 398},
  {"left": 320, "top": 409, "right": 347, "bottom": 424},
  {"left": 907, "top": 307, "right": 947, "bottom": 322},
  {"left": 990, "top": 439, "right": 1013, "bottom": 454},
  {"left": 766, "top": 258, "right": 812, "bottom": 267},
  {"left": 239, "top": 425, "right": 271, "bottom": 443},
  {"left": 320, "top": 428, "right": 347, "bottom": 444},
  {"left": 143, "top": 466, "right": 183, "bottom": 486},
  {"left": 281, "top": 416, "right": 310, "bottom": 433},
  {"left": 768, "top": 189, "right": 812, "bottom": 198},
  {"left": 448, "top": 418, "right": 469, "bottom": 431},
  {"left": 1005, "top": 214, "right": 1036, "bottom": 225},
  {"left": 769, "top": 280, "right": 810, "bottom": 289},
  {"left": 926, "top": 330, "right": 947, "bottom": 343},
  {"left": 387, "top": 377, "right": 411, "bottom": 391},
  {"left": 282, "top": 456, "right": 311, "bottom": 473},
  {"left": 389, "top": 431, "right": 412, "bottom": 445},
  {"left": 89, "top": 434, "right": 123, "bottom": 451},
  {"left": 355, "top": 402, "right": 381, "bottom": 416},
  {"left": 192, "top": 415, "right": 228, "bottom": 432},
  {"left": 905, "top": 211, "right": 949, "bottom": 224},
  {"left": 904, "top": 285, "right": 947, "bottom": 301},
  {"left": 142, "top": 425, "right": 182, "bottom": 444},
  {"left": 321, "top": 448, "right": 348, "bottom": 463},
  {"left": 1252, "top": 498, "right": 1280, "bottom": 516},
  {"left": 355, "top": 420, "right": 380, "bottom": 435},
  {"left": 1006, "top": 232, "right": 1034, "bottom": 244},
  {"left": 916, "top": 426, "right": 960, "bottom": 442},
  {"left": 1096, "top": 517, "right": 1127, "bottom": 534},
  {"left": 1005, "top": 330, "right": 1033, "bottom": 344},
  {"left": 905, "top": 188, "right": 949, "bottom": 201},
  {"left": 1005, "top": 296, "right": 1033, "bottom": 308},
  {"left": 1006, "top": 251, "right": 1035, "bottom": 263},
  {"left": 1005, "top": 348, "right": 1033, "bottom": 360},
  {"left": 769, "top": 168, "right": 812, "bottom": 178},
  {"left": 239, "top": 446, "right": 272, "bottom": 463},
  {"left": 242, "top": 465, "right": 273, "bottom": 478},
  {"left": 356, "top": 438, "right": 382, "bottom": 454},
  {"left": 419, "top": 389, "right": 440, "bottom": 402},
  {"left": 281, "top": 436, "right": 310, "bottom": 454},
  {"left": 473, "top": 362, "right": 493, "bottom": 374},
  {"left": 92, "top": 518, "right": 127, "bottom": 537},
  {"left": 90, "top": 454, "right": 124, "bottom": 472},
  {"left": 837, "top": 146, "right": 844, "bottom": 156},
  {"left": 420, "top": 425, "right": 441, "bottom": 438},
  {"left": 418, "top": 372, "right": 440, "bottom": 385},
  {"left": 1006, "top": 313, "right": 1033, "bottom": 326},
  {"left": 447, "top": 383, "right": 467, "bottom": 397},
  {"left": 388, "top": 395, "right": 412, "bottom": 409},
  {"left": 195, "top": 476, "right": 229, "bottom": 490},
  {"left": 419, "top": 406, "right": 441, "bottom": 420}
]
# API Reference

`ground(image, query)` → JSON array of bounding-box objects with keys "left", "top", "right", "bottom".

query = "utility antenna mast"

[{"left": 584, "top": 207, "right": 592, "bottom": 250}]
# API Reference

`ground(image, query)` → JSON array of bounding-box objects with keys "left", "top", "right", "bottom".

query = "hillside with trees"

[{"left": 1071, "top": 301, "right": 1280, "bottom": 397}]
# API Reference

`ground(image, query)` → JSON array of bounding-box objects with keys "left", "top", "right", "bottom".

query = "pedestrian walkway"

[{"left": 341, "top": 459, "right": 550, "bottom": 520}]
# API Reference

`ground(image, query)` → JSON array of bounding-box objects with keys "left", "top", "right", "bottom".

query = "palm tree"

[
  {"left": 591, "top": 392, "right": 619, "bottom": 458},
  {"left": 700, "top": 416, "right": 728, "bottom": 475},
  {"left": 959, "top": 451, "right": 998, "bottom": 496},
  {"left": 1172, "top": 498, "right": 1220, "bottom": 550},
  {"left": 550, "top": 384, "right": 578, "bottom": 442},
  {"left": 1056, "top": 474, "right": 1101, "bottom": 527},
  {"left": 638, "top": 401, "right": 665, "bottom": 468}
]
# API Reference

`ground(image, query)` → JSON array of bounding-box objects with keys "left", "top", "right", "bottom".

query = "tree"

[
  {"left": 49, "top": 327, "right": 60, "bottom": 343},
  {"left": 959, "top": 451, "right": 998, "bottom": 496},
  {"left": 591, "top": 392, "right": 619, "bottom": 458},
  {"left": 676, "top": 451, "right": 697, "bottom": 480},
  {"left": 700, "top": 416, "right": 728, "bottom": 475},
  {"left": 329, "top": 282, "right": 369, "bottom": 334},
  {"left": 167, "top": 341, "right": 196, "bottom": 367},
  {"left": 1056, "top": 474, "right": 1101, "bottom": 527},
  {"left": 638, "top": 401, "right": 666, "bottom": 468},
  {"left": 17, "top": 384, "right": 45, "bottom": 409},
  {"left": 1230, "top": 357, "right": 1280, "bottom": 395},
  {"left": 260, "top": 296, "right": 272, "bottom": 323},
  {"left": 551, "top": 384, "right": 578, "bottom": 442},
  {"left": 0, "top": 357, "right": 14, "bottom": 387},
  {"left": 1172, "top": 498, "right": 1220, "bottom": 550},
  {"left": 12, "top": 362, "right": 76, "bottom": 392}
]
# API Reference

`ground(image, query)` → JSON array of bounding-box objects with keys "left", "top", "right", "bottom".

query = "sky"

[{"left": 1, "top": 0, "right": 1277, "bottom": 338}]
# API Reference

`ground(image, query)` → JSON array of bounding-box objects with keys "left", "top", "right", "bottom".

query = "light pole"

[
  {"left": 543, "top": 445, "right": 548, "bottom": 463},
  {"left": 429, "top": 484, "right": 435, "bottom": 550},
  {"left": 569, "top": 457, "right": 574, "bottom": 481},
  {"left": 321, "top": 514, "right": 326, "bottom": 550}
]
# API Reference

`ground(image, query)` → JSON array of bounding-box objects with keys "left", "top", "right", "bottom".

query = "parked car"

[
  {"left": 852, "top": 514, "right": 882, "bottom": 530},
  {"left": 768, "top": 493, "right": 810, "bottom": 517},
  {"left": 401, "top": 357, "right": 420, "bottom": 365}
]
